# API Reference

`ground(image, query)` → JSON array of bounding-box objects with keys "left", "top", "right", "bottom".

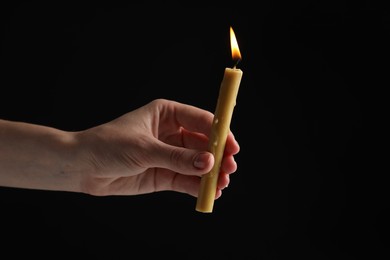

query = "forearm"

[{"left": 0, "top": 119, "right": 81, "bottom": 192}]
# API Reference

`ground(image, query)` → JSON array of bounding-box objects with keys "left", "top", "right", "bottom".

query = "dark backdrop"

[{"left": 1, "top": 2, "right": 388, "bottom": 259}]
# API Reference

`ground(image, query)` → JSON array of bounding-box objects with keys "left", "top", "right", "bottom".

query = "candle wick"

[{"left": 232, "top": 58, "right": 241, "bottom": 69}]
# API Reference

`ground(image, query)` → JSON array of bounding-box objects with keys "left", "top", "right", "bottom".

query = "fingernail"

[{"left": 194, "top": 152, "right": 210, "bottom": 169}]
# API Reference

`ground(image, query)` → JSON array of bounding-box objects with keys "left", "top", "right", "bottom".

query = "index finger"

[{"left": 158, "top": 99, "right": 214, "bottom": 136}]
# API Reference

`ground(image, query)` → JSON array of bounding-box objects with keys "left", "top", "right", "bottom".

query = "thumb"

[{"left": 153, "top": 142, "right": 214, "bottom": 176}]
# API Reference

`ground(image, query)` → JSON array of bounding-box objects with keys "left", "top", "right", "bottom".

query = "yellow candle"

[{"left": 196, "top": 26, "right": 243, "bottom": 213}]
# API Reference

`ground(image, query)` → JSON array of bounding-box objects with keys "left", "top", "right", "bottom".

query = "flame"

[{"left": 230, "top": 26, "right": 241, "bottom": 66}]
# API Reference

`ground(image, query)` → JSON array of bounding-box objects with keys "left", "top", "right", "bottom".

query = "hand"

[{"left": 73, "top": 99, "right": 240, "bottom": 198}]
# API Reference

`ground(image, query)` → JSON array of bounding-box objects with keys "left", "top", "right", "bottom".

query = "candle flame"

[{"left": 230, "top": 26, "right": 241, "bottom": 67}]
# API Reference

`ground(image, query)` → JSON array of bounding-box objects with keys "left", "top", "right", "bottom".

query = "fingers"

[
  {"left": 150, "top": 142, "right": 237, "bottom": 198},
  {"left": 145, "top": 99, "right": 240, "bottom": 198},
  {"left": 150, "top": 141, "right": 214, "bottom": 176},
  {"left": 156, "top": 99, "right": 214, "bottom": 136},
  {"left": 220, "top": 153, "right": 238, "bottom": 175},
  {"left": 225, "top": 132, "right": 240, "bottom": 156},
  {"left": 152, "top": 169, "right": 203, "bottom": 197},
  {"left": 169, "top": 172, "right": 230, "bottom": 199},
  {"left": 150, "top": 132, "right": 238, "bottom": 177},
  {"left": 163, "top": 127, "right": 210, "bottom": 151},
  {"left": 155, "top": 99, "right": 240, "bottom": 157},
  {"left": 163, "top": 124, "right": 240, "bottom": 159},
  {"left": 152, "top": 169, "right": 230, "bottom": 199}
]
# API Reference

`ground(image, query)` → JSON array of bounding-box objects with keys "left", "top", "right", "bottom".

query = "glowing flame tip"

[{"left": 230, "top": 26, "right": 242, "bottom": 66}]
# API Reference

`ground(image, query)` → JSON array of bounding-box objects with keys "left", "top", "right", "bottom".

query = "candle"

[{"left": 196, "top": 26, "right": 243, "bottom": 213}]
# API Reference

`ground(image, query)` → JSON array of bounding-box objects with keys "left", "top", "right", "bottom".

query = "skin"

[{"left": 0, "top": 99, "right": 240, "bottom": 199}]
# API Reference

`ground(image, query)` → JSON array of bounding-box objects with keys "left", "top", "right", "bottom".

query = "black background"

[{"left": 0, "top": 2, "right": 388, "bottom": 259}]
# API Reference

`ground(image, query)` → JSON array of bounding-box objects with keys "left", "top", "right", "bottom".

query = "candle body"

[{"left": 196, "top": 67, "right": 243, "bottom": 213}]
